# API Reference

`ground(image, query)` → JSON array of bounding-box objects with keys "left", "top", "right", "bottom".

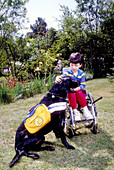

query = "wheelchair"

[{"left": 62, "top": 67, "right": 102, "bottom": 138}]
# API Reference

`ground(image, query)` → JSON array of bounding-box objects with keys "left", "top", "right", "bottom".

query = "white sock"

[
  {"left": 82, "top": 106, "right": 93, "bottom": 119},
  {"left": 82, "top": 106, "right": 88, "bottom": 111},
  {"left": 73, "top": 109, "right": 81, "bottom": 120}
]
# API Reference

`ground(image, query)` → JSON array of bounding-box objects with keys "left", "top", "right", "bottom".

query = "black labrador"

[{"left": 9, "top": 78, "right": 77, "bottom": 168}]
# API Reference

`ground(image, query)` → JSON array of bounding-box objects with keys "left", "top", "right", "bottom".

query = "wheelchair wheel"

[
  {"left": 86, "top": 90, "right": 97, "bottom": 117},
  {"left": 63, "top": 91, "right": 99, "bottom": 137},
  {"left": 91, "top": 124, "right": 98, "bottom": 134},
  {"left": 63, "top": 104, "right": 75, "bottom": 138},
  {"left": 68, "top": 127, "right": 75, "bottom": 138}
]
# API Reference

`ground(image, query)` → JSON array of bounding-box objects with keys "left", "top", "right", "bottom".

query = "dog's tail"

[{"left": 9, "top": 153, "right": 21, "bottom": 168}]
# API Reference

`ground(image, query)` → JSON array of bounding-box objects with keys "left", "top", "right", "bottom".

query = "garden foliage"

[{"left": 0, "top": 74, "right": 54, "bottom": 104}]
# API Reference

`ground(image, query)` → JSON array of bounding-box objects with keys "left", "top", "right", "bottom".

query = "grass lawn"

[{"left": 0, "top": 78, "right": 114, "bottom": 170}]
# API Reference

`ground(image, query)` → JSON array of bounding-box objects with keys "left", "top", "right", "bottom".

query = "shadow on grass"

[
  {"left": 36, "top": 128, "right": 114, "bottom": 169},
  {"left": 1, "top": 126, "right": 113, "bottom": 169}
]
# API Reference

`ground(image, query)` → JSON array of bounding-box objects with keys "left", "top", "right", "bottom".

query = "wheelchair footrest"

[{"left": 75, "top": 119, "right": 93, "bottom": 124}]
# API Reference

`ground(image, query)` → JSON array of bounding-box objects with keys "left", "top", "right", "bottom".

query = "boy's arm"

[
  {"left": 70, "top": 86, "right": 80, "bottom": 92},
  {"left": 70, "top": 73, "right": 86, "bottom": 92},
  {"left": 79, "top": 73, "right": 86, "bottom": 90},
  {"left": 55, "top": 71, "right": 68, "bottom": 83}
]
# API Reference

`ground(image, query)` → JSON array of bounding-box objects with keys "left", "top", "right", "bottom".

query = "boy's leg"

[
  {"left": 75, "top": 90, "right": 87, "bottom": 107},
  {"left": 67, "top": 93, "right": 77, "bottom": 109},
  {"left": 67, "top": 93, "right": 81, "bottom": 121},
  {"left": 75, "top": 90, "right": 93, "bottom": 119}
]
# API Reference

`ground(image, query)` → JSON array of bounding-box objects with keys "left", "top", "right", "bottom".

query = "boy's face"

[{"left": 70, "top": 62, "right": 82, "bottom": 73}]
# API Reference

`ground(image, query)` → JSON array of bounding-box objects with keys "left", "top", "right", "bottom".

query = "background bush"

[{"left": 0, "top": 74, "right": 54, "bottom": 104}]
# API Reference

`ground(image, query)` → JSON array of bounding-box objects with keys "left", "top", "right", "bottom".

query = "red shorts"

[{"left": 67, "top": 90, "right": 87, "bottom": 109}]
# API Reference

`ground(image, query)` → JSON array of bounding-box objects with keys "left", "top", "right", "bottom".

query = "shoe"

[
  {"left": 73, "top": 109, "right": 81, "bottom": 121},
  {"left": 82, "top": 106, "right": 93, "bottom": 120}
]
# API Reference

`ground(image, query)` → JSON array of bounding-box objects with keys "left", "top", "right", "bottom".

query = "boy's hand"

[
  {"left": 55, "top": 75, "right": 63, "bottom": 83},
  {"left": 70, "top": 87, "right": 80, "bottom": 92}
]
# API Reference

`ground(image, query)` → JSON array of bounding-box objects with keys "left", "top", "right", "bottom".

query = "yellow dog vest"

[{"left": 24, "top": 104, "right": 51, "bottom": 134}]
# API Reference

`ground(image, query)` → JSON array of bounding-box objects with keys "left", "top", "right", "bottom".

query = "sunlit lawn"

[{"left": 0, "top": 78, "right": 114, "bottom": 170}]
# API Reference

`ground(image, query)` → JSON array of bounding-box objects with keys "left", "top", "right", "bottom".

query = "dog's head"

[{"left": 49, "top": 77, "right": 78, "bottom": 98}]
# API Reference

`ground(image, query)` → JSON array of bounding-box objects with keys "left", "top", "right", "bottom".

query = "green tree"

[
  {"left": 30, "top": 17, "right": 47, "bottom": 37},
  {"left": 47, "top": 28, "right": 57, "bottom": 48},
  {"left": 27, "top": 17, "right": 57, "bottom": 50},
  {"left": 74, "top": 0, "right": 113, "bottom": 34},
  {"left": 0, "top": 0, "right": 28, "bottom": 37},
  {"left": 50, "top": 5, "right": 87, "bottom": 60},
  {"left": 0, "top": 0, "right": 29, "bottom": 76},
  {"left": 73, "top": 0, "right": 113, "bottom": 77},
  {"left": 99, "top": 13, "right": 114, "bottom": 76}
]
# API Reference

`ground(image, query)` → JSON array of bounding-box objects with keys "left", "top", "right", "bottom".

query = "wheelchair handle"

[{"left": 92, "top": 96, "right": 103, "bottom": 104}]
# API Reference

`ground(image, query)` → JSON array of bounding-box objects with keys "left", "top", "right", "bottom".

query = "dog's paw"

[
  {"left": 31, "top": 153, "right": 40, "bottom": 159},
  {"left": 47, "top": 146, "right": 55, "bottom": 151},
  {"left": 26, "top": 153, "right": 40, "bottom": 159},
  {"left": 67, "top": 145, "right": 75, "bottom": 150}
]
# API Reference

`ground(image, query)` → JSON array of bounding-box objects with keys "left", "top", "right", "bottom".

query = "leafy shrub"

[
  {"left": 0, "top": 74, "right": 54, "bottom": 104},
  {"left": 0, "top": 77, "right": 26, "bottom": 103},
  {"left": 0, "top": 82, "right": 13, "bottom": 103},
  {"left": 85, "top": 71, "right": 93, "bottom": 80}
]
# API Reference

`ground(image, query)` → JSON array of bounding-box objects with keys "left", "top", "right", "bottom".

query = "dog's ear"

[
  {"left": 49, "top": 81, "right": 68, "bottom": 98},
  {"left": 49, "top": 82, "right": 60, "bottom": 94},
  {"left": 62, "top": 78, "right": 78, "bottom": 91},
  {"left": 60, "top": 79, "right": 71, "bottom": 94}
]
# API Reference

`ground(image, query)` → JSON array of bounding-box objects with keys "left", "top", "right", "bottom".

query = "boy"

[{"left": 55, "top": 52, "right": 93, "bottom": 121}]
